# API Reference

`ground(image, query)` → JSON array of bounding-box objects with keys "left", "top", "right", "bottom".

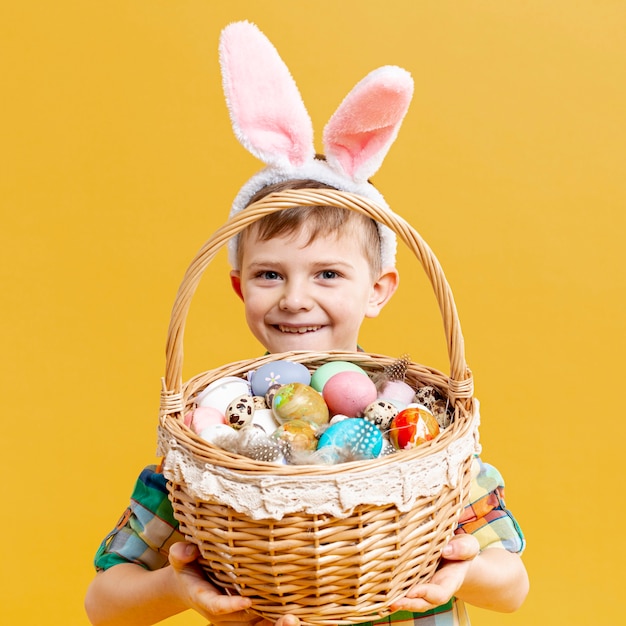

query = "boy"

[
  {"left": 85, "top": 182, "right": 528, "bottom": 626},
  {"left": 85, "top": 21, "right": 528, "bottom": 626}
]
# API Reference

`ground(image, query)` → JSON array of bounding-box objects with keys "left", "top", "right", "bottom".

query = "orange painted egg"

[{"left": 388, "top": 405, "right": 440, "bottom": 450}]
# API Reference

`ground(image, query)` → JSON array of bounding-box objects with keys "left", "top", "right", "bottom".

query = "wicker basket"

[{"left": 158, "top": 189, "right": 478, "bottom": 625}]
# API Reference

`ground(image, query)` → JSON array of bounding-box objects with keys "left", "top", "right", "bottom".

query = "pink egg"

[
  {"left": 378, "top": 380, "right": 416, "bottom": 406},
  {"left": 322, "top": 371, "right": 378, "bottom": 417},
  {"left": 187, "top": 406, "right": 227, "bottom": 434}
]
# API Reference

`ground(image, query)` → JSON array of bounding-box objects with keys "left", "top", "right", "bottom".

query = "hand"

[
  {"left": 170, "top": 542, "right": 302, "bottom": 626},
  {"left": 390, "top": 534, "right": 480, "bottom": 614},
  {"left": 169, "top": 542, "right": 255, "bottom": 625}
]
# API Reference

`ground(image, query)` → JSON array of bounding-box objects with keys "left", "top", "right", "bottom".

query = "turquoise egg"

[
  {"left": 317, "top": 418, "right": 383, "bottom": 461},
  {"left": 310, "top": 361, "right": 368, "bottom": 392}
]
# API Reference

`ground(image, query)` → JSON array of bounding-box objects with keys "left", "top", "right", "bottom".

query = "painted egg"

[
  {"left": 271, "top": 418, "right": 320, "bottom": 453},
  {"left": 378, "top": 380, "right": 416, "bottom": 406},
  {"left": 249, "top": 360, "right": 311, "bottom": 396},
  {"left": 251, "top": 408, "right": 279, "bottom": 436},
  {"left": 388, "top": 405, "right": 440, "bottom": 450},
  {"left": 185, "top": 406, "right": 227, "bottom": 434},
  {"left": 272, "top": 383, "right": 329, "bottom": 426},
  {"left": 363, "top": 400, "right": 399, "bottom": 431},
  {"left": 225, "top": 394, "right": 256, "bottom": 430},
  {"left": 317, "top": 418, "right": 383, "bottom": 461},
  {"left": 310, "top": 361, "right": 368, "bottom": 392},
  {"left": 196, "top": 376, "right": 250, "bottom": 413},
  {"left": 322, "top": 371, "right": 378, "bottom": 417}
]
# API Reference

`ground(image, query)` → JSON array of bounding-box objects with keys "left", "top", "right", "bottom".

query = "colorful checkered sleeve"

[
  {"left": 94, "top": 465, "right": 184, "bottom": 571},
  {"left": 455, "top": 457, "right": 526, "bottom": 553}
]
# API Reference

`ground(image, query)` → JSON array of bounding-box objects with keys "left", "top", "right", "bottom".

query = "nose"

[{"left": 279, "top": 279, "right": 313, "bottom": 312}]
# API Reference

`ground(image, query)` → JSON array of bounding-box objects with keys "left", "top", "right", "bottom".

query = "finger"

[
  {"left": 169, "top": 541, "right": 200, "bottom": 567},
  {"left": 390, "top": 596, "right": 437, "bottom": 613},
  {"left": 442, "top": 534, "right": 480, "bottom": 561},
  {"left": 195, "top": 590, "right": 252, "bottom": 616}
]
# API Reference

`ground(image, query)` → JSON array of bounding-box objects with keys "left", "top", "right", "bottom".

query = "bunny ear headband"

[{"left": 220, "top": 21, "right": 414, "bottom": 269}]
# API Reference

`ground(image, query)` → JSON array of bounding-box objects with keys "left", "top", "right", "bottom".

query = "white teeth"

[{"left": 277, "top": 325, "right": 321, "bottom": 334}]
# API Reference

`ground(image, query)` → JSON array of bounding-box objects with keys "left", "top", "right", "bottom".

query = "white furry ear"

[
  {"left": 323, "top": 66, "right": 414, "bottom": 182},
  {"left": 219, "top": 21, "right": 315, "bottom": 169}
]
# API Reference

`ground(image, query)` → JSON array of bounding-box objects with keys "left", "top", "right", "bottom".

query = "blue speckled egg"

[
  {"left": 317, "top": 418, "right": 383, "bottom": 461},
  {"left": 249, "top": 360, "right": 311, "bottom": 396}
]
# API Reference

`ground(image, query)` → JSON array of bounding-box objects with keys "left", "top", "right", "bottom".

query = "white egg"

[{"left": 196, "top": 376, "right": 251, "bottom": 414}]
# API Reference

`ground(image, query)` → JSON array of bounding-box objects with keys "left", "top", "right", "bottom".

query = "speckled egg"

[
  {"left": 388, "top": 405, "right": 440, "bottom": 450},
  {"left": 363, "top": 400, "right": 399, "bottom": 431},
  {"left": 251, "top": 395, "right": 267, "bottom": 409},
  {"left": 225, "top": 394, "right": 256, "bottom": 430},
  {"left": 310, "top": 361, "right": 368, "bottom": 392},
  {"left": 317, "top": 418, "right": 383, "bottom": 462},
  {"left": 322, "top": 371, "right": 378, "bottom": 417},
  {"left": 249, "top": 360, "right": 311, "bottom": 396},
  {"left": 413, "top": 385, "right": 440, "bottom": 408},
  {"left": 264, "top": 383, "right": 281, "bottom": 409},
  {"left": 272, "top": 383, "right": 329, "bottom": 426}
]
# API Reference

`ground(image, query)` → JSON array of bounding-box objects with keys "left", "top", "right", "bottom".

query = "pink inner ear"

[
  {"left": 324, "top": 66, "right": 413, "bottom": 180},
  {"left": 326, "top": 88, "right": 410, "bottom": 178}
]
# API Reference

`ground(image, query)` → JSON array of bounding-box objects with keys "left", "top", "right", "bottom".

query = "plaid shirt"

[{"left": 95, "top": 456, "right": 524, "bottom": 625}]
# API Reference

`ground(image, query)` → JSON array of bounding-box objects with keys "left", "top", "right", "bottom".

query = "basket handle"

[{"left": 162, "top": 189, "right": 473, "bottom": 406}]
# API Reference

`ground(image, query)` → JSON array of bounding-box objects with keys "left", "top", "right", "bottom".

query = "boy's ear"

[
  {"left": 366, "top": 267, "right": 399, "bottom": 318},
  {"left": 230, "top": 270, "right": 244, "bottom": 301}
]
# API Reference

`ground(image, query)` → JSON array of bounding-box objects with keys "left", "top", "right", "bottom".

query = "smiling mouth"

[{"left": 275, "top": 325, "right": 323, "bottom": 334}]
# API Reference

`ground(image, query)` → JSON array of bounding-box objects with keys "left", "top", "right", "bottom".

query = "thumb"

[
  {"left": 169, "top": 541, "right": 200, "bottom": 568},
  {"left": 442, "top": 534, "right": 480, "bottom": 561}
]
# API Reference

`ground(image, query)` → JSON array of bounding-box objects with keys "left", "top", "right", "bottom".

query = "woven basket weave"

[{"left": 158, "top": 189, "right": 478, "bottom": 625}]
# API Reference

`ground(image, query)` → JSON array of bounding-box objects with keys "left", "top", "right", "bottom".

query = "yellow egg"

[{"left": 271, "top": 383, "right": 329, "bottom": 426}]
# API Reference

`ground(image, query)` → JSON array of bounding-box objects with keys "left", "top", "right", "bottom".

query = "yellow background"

[{"left": 2, "top": 1, "right": 624, "bottom": 624}]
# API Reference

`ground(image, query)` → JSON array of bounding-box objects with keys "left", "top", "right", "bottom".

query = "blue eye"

[
  {"left": 320, "top": 270, "right": 337, "bottom": 280},
  {"left": 260, "top": 271, "right": 281, "bottom": 280}
]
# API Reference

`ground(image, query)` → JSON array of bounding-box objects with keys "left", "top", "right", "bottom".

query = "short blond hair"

[{"left": 236, "top": 179, "right": 382, "bottom": 278}]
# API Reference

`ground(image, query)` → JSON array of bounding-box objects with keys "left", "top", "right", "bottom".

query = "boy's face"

[{"left": 230, "top": 227, "right": 398, "bottom": 353}]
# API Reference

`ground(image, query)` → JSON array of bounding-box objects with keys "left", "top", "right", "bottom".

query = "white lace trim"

[{"left": 159, "top": 405, "right": 480, "bottom": 521}]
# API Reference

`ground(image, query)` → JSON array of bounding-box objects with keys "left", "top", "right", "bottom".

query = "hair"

[{"left": 237, "top": 178, "right": 383, "bottom": 277}]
